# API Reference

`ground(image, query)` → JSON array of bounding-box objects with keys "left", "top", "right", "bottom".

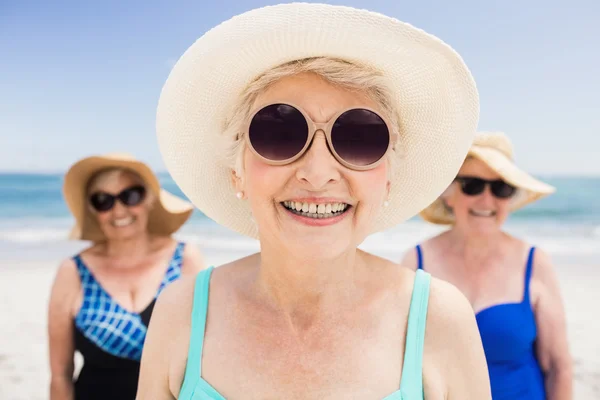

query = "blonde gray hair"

[{"left": 220, "top": 57, "right": 402, "bottom": 175}]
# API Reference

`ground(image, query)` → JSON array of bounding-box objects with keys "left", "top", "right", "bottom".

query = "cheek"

[
  {"left": 447, "top": 193, "right": 471, "bottom": 213},
  {"left": 496, "top": 199, "right": 512, "bottom": 216},
  {"left": 130, "top": 205, "right": 150, "bottom": 220},
  {"left": 354, "top": 163, "right": 388, "bottom": 201},
  {"left": 243, "top": 154, "right": 288, "bottom": 198},
  {"left": 95, "top": 212, "right": 112, "bottom": 224}
]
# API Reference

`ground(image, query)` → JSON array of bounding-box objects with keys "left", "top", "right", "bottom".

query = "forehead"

[
  {"left": 458, "top": 157, "right": 501, "bottom": 179},
  {"left": 253, "top": 72, "right": 378, "bottom": 123},
  {"left": 88, "top": 170, "right": 143, "bottom": 193}
]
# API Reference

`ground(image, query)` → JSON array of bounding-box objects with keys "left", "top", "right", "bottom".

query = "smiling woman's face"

[
  {"left": 445, "top": 158, "right": 512, "bottom": 234},
  {"left": 235, "top": 72, "right": 391, "bottom": 258},
  {"left": 87, "top": 170, "right": 153, "bottom": 241}
]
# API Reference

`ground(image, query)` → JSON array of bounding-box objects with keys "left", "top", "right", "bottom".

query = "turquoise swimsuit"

[{"left": 179, "top": 267, "right": 431, "bottom": 399}]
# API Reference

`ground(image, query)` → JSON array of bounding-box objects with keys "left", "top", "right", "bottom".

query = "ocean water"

[{"left": 0, "top": 173, "right": 599, "bottom": 260}]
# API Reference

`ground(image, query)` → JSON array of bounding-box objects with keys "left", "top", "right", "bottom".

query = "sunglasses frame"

[
  {"left": 455, "top": 176, "right": 516, "bottom": 199},
  {"left": 244, "top": 102, "right": 397, "bottom": 171},
  {"left": 88, "top": 185, "right": 147, "bottom": 213}
]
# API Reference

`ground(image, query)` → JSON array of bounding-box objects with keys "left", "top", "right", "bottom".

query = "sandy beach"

[{"left": 0, "top": 241, "right": 598, "bottom": 400}]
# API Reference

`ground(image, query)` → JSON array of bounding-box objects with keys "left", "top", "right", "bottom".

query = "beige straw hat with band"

[
  {"left": 420, "top": 132, "right": 556, "bottom": 225},
  {"left": 63, "top": 153, "right": 194, "bottom": 242},
  {"left": 156, "top": 3, "right": 480, "bottom": 239}
]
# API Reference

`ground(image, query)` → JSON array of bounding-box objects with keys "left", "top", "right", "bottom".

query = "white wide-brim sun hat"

[
  {"left": 420, "top": 132, "right": 556, "bottom": 225},
  {"left": 156, "top": 3, "right": 480, "bottom": 239}
]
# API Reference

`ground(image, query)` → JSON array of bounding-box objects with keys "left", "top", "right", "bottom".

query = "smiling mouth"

[
  {"left": 469, "top": 209, "right": 497, "bottom": 217},
  {"left": 281, "top": 201, "right": 350, "bottom": 219},
  {"left": 111, "top": 216, "right": 136, "bottom": 227}
]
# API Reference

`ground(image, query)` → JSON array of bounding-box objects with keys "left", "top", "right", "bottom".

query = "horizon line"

[{"left": 0, "top": 170, "right": 599, "bottom": 178}]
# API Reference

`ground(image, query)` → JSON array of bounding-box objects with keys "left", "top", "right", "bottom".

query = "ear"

[
  {"left": 385, "top": 180, "right": 391, "bottom": 200},
  {"left": 231, "top": 169, "right": 244, "bottom": 194}
]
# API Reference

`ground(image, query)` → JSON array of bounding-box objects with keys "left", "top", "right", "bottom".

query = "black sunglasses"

[
  {"left": 455, "top": 176, "right": 516, "bottom": 199},
  {"left": 246, "top": 103, "right": 396, "bottom": 170},
  {"left": 89, "top": 185, "right": 147, "bottom": 212}
]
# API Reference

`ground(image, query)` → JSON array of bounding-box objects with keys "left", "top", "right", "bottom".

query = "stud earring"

[
  {"left": 236, "top": 191, "right": 244, "bottom": 199},
  {"left": 383, "top": 200, "right": 389, "bottom": 207}
]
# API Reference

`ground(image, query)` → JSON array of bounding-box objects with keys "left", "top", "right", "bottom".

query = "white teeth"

[
  {"left": 470, "top": 209, "right": 495, "bottom": 217},
  {"left": 282, "top": 201, "right": 349, "bottom": 218},
  {"left": 112, "top": 217, "right": 134, "bottom": 227}
]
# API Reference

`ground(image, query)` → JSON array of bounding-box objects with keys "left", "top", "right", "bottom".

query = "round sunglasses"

[
  {"left": 245, "top": 103, "right": 396, "bottom": 170},
  {"left": 455, "top": 176, "right": 516, "bottom": 199},
  {"left": 89, "top": 185, "right": 147, "bottom": 212}
]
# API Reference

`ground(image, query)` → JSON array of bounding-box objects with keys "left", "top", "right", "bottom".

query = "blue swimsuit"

[
  {"left": 72, "top": 242, "right": 185, "bottom": 400},
  {"left": 416, "top": 245, "right": 546, "bottom": 399}
]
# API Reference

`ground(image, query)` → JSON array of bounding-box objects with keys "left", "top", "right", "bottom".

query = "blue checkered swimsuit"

[{"left": 72, "top": 242, "right": 185, "bottom": 400}]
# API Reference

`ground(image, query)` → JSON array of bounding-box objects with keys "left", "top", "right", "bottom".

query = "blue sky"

[{"left": 1, "top": 0, "right": 599, "bottom": 175}]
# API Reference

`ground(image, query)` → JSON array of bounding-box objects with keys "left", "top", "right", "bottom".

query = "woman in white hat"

[
  {"left": 402, "top": 132, "right": 572, "bottom": 399},
  {"left": 138, "top": 4, "right": 491, "bottom": 399},
  {"left": 47, "top": 154, "right": 206, "bottom": 400}
]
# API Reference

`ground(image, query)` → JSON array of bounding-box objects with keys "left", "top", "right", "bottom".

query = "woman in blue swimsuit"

[
  {"left": 403, "top": 132, "right": 573, "bottom": 399},
  {"left": 138, "top": 4, "right": 492, "bottom": 399},
  {"left": 48, "top": 153, "right": 206, "bottom": 400}
]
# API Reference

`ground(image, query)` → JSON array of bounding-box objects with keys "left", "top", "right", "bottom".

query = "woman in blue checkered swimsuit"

[{"left": 47, "top": 155, "right": 205, "bottom": 400}]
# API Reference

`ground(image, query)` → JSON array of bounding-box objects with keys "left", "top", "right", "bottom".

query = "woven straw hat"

[
  {"left": 63, "top": 153, "right": 193, "bottom": 242},
  {"left": 420, "top": 132, "right": 556, "bottom": 225},
  {"left": 156, "top": 3, "right": 480, "bottom": 239}
]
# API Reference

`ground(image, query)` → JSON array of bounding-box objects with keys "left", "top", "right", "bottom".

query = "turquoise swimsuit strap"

[
  {"left": 180, "top": 267, "right": 214, "bottom": 394},
  {"left": 399, "top": 269, "right": 431, "bottom": 397}
]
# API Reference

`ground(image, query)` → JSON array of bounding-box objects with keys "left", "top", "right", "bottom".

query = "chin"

[
  {"left": 279, "top": 227, "right": 364, "bottom": 260},
  {"left": 104, "top": 225, "right": 146, "bottom": 241},
  {"left": 468, "top": 220, "right": 503, "bottom": 235}
]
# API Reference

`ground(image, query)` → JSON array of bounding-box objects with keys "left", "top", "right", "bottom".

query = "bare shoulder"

[
  {"left": 153, "top": 274, "right": 197, "bottom": 327},
  {"left": 49, "top": 257, "right": 82, "bottom": 318},
  {"left": 425, "top": 276, "right": 478, "bottom": 345},
  {"left": 138, "top": 274, "right": 198, "bottom": 398},
  {"left": 531, "top": 246, "right": 555, "bottom": 277},
  {"left": 51, "top": 257, "right": 81, "bottom": 295},
  {"left": 424, "top": 276, "right": 492, "bottom": 397}
]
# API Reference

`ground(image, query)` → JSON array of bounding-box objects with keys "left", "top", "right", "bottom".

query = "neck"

[
  {"left": 102, "top": 232, "right": 153, "bottom": 259},
  {"left": 254, "top": 242, "right": 363, "bottom": 324},
  {"left": 447, "top": 225, "right": 504, "bottom": 263}
]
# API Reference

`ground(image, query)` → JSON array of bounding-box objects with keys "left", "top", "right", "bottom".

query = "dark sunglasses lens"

[
  {"left": 90, "top": 193, "right": 115, "bottom": 212},
  {"left": 331, "top": 109, "right": 389, "bottom": 166},
  {"left": 119, "top": 186, "right": 146, "bottom": 206},
  {"left": 249, "top": 104, "right": 308, "bottom": 161},
  {"left": 460, "top": 178, "right": 486, "bottom": 196},
  {"left": 491, "top": 181, "right": 516, "bottom": 198}
]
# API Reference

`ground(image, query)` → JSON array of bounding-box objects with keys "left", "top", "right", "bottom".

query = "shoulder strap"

[
  {"left": 181, "top": 267, "right": 214, "bottom": 392},
  {"left": 400, "top": 269, "right": 431, "bottom": 398},
  {"left": 415, "top": 245, "right": 424, "bottom": 271},
  {"left": 73, "top": 255, "right": 92, "bottom": 285},
  {"left": 523, "top": 247, "right": 536, "bottom": 302},
  {"left": 157, "top": 242, "right": 186, "bottom": 295}
]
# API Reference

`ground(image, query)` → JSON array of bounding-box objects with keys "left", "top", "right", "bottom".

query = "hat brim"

[
  {"left": 420, "top": 147, "right": 556, "bottom": 225},
  {"left": 157, "top": 3, "right": 480, "bottom": 239},
  {"left": 64, "top": 154, "right": 193, "bottom": 241}
]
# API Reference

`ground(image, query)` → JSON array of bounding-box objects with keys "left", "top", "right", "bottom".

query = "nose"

[
  {"left": 295, "top": 130, "right": 341, "bottom": 189},
  {"left": 477, "top": 185, "right": 496, "bottom": 207},
  {"left": 109, "top": 200, "right": 129, "bottom": 217}
]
